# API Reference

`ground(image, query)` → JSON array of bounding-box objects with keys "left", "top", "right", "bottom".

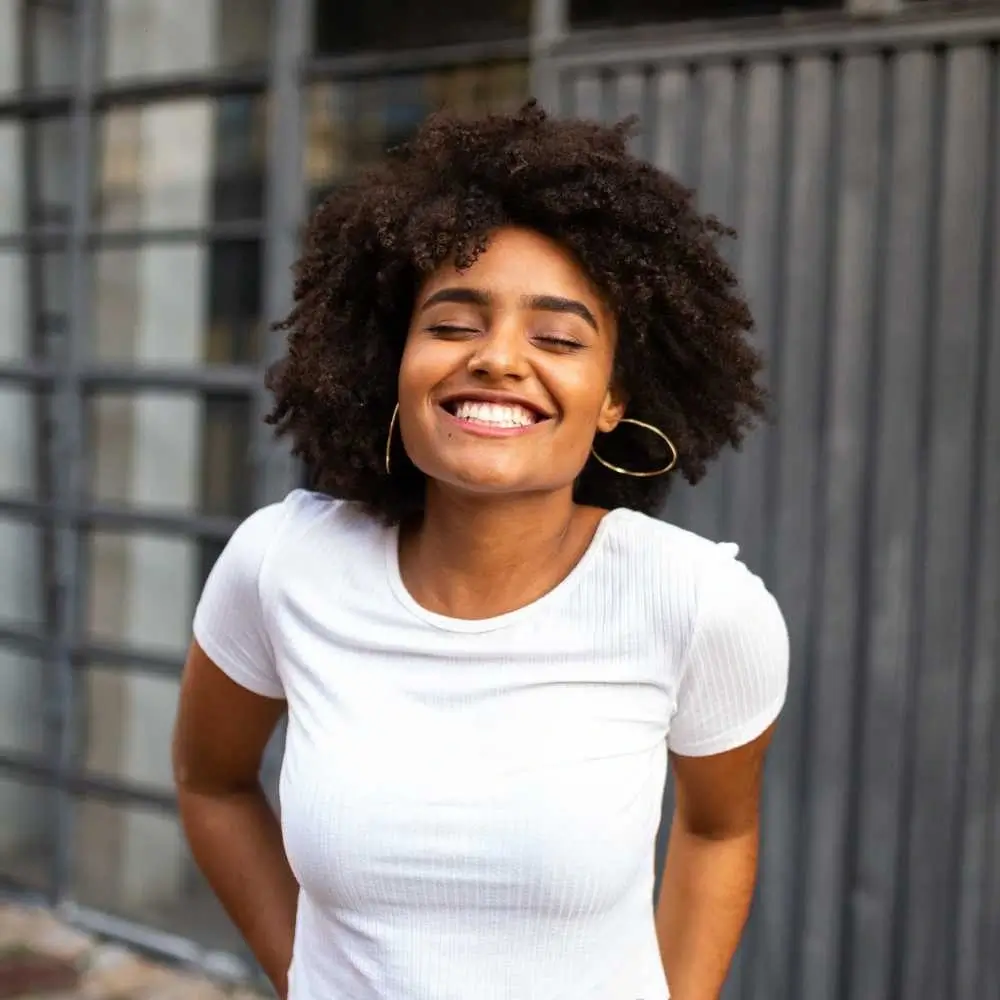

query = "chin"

[{"left": 433, "top": 462, "right": 551, "bottom": 497}]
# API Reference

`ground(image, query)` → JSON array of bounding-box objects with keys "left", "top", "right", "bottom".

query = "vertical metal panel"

[
  {"left": 734, "top": 58, "right": 790, "bottom": 1000},
  {"left": 255, "top": 0, "right": 310, "bottom": 508},
  {"left": 543, "top": 11, "right": 1000, "bottom": 1000},
  {"left": 901, "top": 44, "right": 992, "bottom": 1000},
  {"left": 798, "top": 53, "right": 884, "bottom": 1000},
  {"left": 956, "top": 52, "right": 1000, "bottom": 1000},
  {"left": 769, "top": 57, "right": 836, "bottom": 1000},
  {"left": 847, "top": 48, "right": 935, "bottom": 1000},
  {"left": 51, "top": 0, "right": 99, "bottom": 903},
  {"left": 652, "top": 68, "right": 692, "bottom": 177}
]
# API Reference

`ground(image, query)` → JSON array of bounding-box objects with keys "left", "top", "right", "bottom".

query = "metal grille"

[
  {"left": 0, "top": 0, "right": 528, "bottom": 976},
  {"left": 539, "top": 7, "right": 1000, "bottom": 1000}
]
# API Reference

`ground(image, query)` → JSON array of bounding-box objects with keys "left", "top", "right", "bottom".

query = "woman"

[{"left": 173, "top": 102, "right": 788, "bottom": 1000}]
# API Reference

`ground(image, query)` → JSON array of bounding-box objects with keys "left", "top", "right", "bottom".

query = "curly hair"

[{"left": 266, "top": 100, "right": 766, "bottom": 524}]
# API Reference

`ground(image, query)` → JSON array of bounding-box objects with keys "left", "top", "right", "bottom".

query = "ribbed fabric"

[{"left": 193, "top": 490, "right": 789, "bottom": 1000}]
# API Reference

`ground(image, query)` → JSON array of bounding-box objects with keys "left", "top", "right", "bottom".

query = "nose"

[{"left": 466, "top": 315, "right": 529, "bottom": 381}]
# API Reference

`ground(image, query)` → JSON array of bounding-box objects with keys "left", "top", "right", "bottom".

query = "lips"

[
  {"left": 437, "top": 392, "right": 553, "bottom": 430},
  {"left": 449, "top": 400, "right": 538, "bottom": 428}
]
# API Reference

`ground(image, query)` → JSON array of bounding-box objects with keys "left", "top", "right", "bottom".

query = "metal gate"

[{"left": 535, "top": 7, "right": 1000, "bottom": 1000}]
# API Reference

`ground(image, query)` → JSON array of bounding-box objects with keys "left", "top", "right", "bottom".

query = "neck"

[{"left": 398, "top": 484, "right": 597, "bottom": 620}]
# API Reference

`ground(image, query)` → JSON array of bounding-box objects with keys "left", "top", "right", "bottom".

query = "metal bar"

[
  {"left": 47, "top": 0, "right": 98, "bottom": 905},
  {"left": 304, "top": 37, "right": 531, "bottom": 81},
  {"left": 0, "top": 749, "right": 176, "bottom": 812},
  {"left": 0, "top": 92, "right": 74, "bottom": 118},
  {"left": 17, "top": 13, "right": 61, "bottom": 783},
  {"left": 0, "top": 497, "right": 237, "bottom": 538},
  {"left": 0, "top": 222, "right": 264, "bottom": 250},
  {"left": 80, "top": 502, "right": 238, "bottom": 538},
  {"left": 60, "top": 903, "right": 254, "bottom": 983},
  {"left": 90, "top": 71, "right": 268, "bottom": 108},
  {"left": 0, "top": 882, "right": 49, "bottom": 905},
  {"left": 0, "top": 361, "right": 57, "bottom": 385},
  {"left": 550, "top": 9, "right": 1000, "bottom": 71},
  {"left": 0, "top": 495, "right": 52, "bottom": 521},
  {"left": 81, "top": 222, "right": 265, "bottom": 245},
  {"left": 0, "top": 626, "right": 48, "bottom": 657},
  {"left": 254, "top": 0, "right": 311, "bottom": 509},
  {"left": 0, "top": 625, "right": 184, "bottom": 678},
  {"left": 80, "top": 364, "right": 260, "bottom": 392},
  {"left": 0, "top": 230, "right": 70, "bottom": 251},
  {"left": 0, "top": 362, "right": 260, "bottom": 391},
  {"left": 74, "top": 640, "right": 183, "bottom": 678}
]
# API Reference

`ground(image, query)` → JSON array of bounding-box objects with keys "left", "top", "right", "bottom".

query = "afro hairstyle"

[{"left": 266, "top": 100, "right": 766, "bottom": 524}]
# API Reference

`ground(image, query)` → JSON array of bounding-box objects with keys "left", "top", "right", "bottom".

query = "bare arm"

[
  {"left": 173, "top": 641, "right": 298, "bottom": 999},
  {"left": 655, "top": 724, "right": 775, "bottom": 1000}
]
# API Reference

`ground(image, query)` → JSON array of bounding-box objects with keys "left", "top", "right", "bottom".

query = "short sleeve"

[
  {"left": 192, "top": 501, "right": 291, "bottom": 699},
  {"left": 667, "top": 554, "right": 789, "bottom": 757}
]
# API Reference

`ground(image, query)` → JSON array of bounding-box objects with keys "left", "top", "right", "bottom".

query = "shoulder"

[
  {"left": 602, "top": 506, "right": 749, "bottom": 591},
  {"left": 602, "top": 512, "right": 791, "bottom": 756},
  {"left": 209, "top": 490, "right": 379, "bottom": 585},
  {"left": 602, "top": 506, "right": 787, "bottom": 648},
  {"left": 238, "top": 488, "right": 373, "bottom": 544}
]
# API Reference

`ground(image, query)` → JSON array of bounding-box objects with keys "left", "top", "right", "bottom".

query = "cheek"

[{"left": 549, "top": 363, "right": 615, "bottom": 426}]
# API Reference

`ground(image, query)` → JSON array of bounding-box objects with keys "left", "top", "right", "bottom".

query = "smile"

[{"left": 438, "top": 398, "right": 551, "bottom": 438}]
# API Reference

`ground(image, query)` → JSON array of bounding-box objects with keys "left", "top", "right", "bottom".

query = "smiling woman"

[{"left": 173, "top": 101, "right": 789, "bottom": 1000}]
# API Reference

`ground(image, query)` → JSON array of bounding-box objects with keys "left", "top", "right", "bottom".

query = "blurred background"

[{"left": 0, "top": 1, "right": 997, "bottom": 998}]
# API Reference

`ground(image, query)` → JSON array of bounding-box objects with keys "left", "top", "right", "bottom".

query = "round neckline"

[{"left": 383, "top": 508, "right": 626, "bottom": 633}]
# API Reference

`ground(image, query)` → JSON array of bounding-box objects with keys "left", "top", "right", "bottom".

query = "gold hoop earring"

[
  {"left": 385, "top": 403, "right": 399, "bottom": 476},
  {"left": 591, "top": 418, "right": 678, "bottom": 478}
]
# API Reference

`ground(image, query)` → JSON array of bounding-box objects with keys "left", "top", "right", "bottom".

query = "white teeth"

[{"left": 452, "top": 401, "right": 538, "bottom": 427}]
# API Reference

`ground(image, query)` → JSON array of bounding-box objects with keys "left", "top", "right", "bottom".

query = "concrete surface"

[{"left": 0, "top": 904, "right": 265, "bottom": 1000}]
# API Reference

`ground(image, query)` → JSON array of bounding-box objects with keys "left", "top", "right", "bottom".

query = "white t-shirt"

[{"left": 193, "top": 489, "right": 789, "bottom": 1000}]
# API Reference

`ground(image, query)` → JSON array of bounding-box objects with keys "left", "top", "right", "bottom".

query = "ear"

[{"left": 596, "top": 384, "right": 627, "bottom": 434}]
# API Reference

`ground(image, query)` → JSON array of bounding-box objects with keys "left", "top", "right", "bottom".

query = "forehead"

[{"left": 420, "top": 227, "right": 605, "bottom": 305}]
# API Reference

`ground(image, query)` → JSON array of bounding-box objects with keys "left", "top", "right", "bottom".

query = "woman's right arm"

[{"left": 173, "top": 640, "right": 299, "bottom": 999}]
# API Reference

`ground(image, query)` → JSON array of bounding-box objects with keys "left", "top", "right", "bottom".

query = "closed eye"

[
  {"left": 536, "top": 335, "right": 584, "bottom": 350},
  {"left": 428, "top": 324, "right": 481, "bottom": 337}
]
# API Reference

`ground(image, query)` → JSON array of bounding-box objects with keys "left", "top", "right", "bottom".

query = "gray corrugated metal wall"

[{"left": 543, "top": 11, "right": 1000, "bottom": 1000}]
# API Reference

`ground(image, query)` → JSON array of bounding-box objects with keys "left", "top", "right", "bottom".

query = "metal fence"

[
  {"left": 0, "top": 1, "right": 998, "bottom": 998},
  {"left": 534, "top": 7, "right": 1000, "bottom": 1000},
  {"left": 0, "top": 0, "right": 529, "bottom": 974}
]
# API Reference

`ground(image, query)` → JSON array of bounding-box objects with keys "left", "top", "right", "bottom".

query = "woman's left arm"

[
  {"left": 656, "top": 551, "right": 789, "bottom": 999},
  {"left": 655, "top": 724, "right": 776, "bottom": 1000}
]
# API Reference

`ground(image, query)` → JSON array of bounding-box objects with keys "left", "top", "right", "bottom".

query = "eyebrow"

[
  {"left": 524, "top": 294, "right": 598, "bottom": 332},
  {"left": 418, "top": 287, "right": 599, "bottom": 332}
]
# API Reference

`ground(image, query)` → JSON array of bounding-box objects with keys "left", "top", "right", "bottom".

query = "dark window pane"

[
  {"left": 0, "top": 774, "right": 53, "bottom": 893},
  {"left": 102, "top": 0, "right": 272, "bottom": 83},
  {"left": 0, "top": 518, "right": 45, "bottom": 631},
  {"left": 83, "top": 528, "right": 198, "bottom": 659},
  {"left": 314, "top": 0, "right": 530, "bottom": 55},
  {"left": 89, "top": 241, "right": 264, "bottom": 364},
  {"left": 0, "top": 1, "right": 75, "bottom": 94},
  {"left": 0, "top": 249, "right": 70, "bottom": 359},
  {"left": 72, "top": 797, "right": 244, "bottom": 956},
  {"left": 79, "top": 667, "right": 178, "bottom": 790},
  {"left": 305, "top": 63, "right": 529, "bottom": 203},
  {"left": 0, "top": 385, "right": 42, "bottom": 497},
  {"left": 85, "top": 390, "right": 254, "bottom": 520},
  {"left": 0, "top": 648, "right": 47, "bottom": 759},
  {"left": 0, "top": 117, "right": 72, "bottom": 232},
  {"left": 94, "top": 96, "right": 267, "bottom": 229},
  {"left": 30, "top": 0, "right": 75, "bottom": 91},
  {"left": 570, "top": 0, "right": 841, "bottom": 29}
]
